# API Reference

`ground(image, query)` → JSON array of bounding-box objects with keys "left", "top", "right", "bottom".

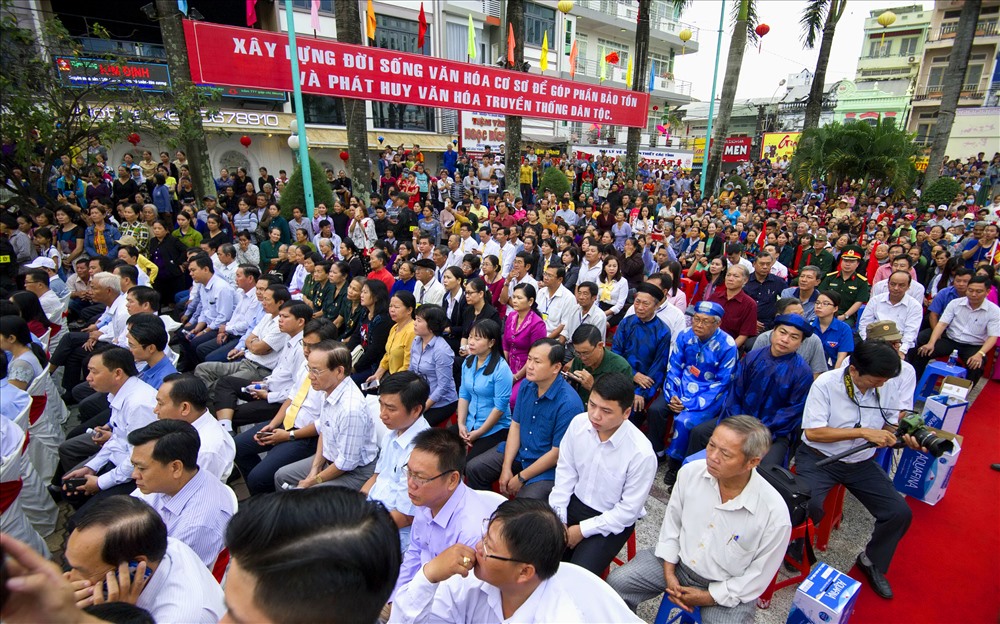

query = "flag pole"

[
  {"left": 699, "top": 0, "right": 725, "bottom": 198},
  {"left": 284, "top": 0, "right": 315, "bottom": 217}
]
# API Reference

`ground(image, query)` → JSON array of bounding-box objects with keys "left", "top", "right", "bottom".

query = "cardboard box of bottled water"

[
  {"left": 786, "top": 563, "right": 860, "bottom": 624},
  {"left": 893, "top": 430, "right": 962, "bottom": 506}
]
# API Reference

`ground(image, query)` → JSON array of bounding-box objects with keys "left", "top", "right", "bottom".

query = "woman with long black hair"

[
  {"left": 346, "top": 279, "right": 391, "bottom": 385},
  {"left": 457, "top": 319, "right": 512, "bottom": 459}
]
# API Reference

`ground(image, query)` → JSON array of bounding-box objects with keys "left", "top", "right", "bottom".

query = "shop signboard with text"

[
  {"left": 460, "top": 112, "right": 506, "bottom": 153},
  {"left": 760, "top": 132, "right": 801, "bottom": 160},
  {"left": 573, "top": 145, "right": 693, "bottom": 170},
  {"left": 722, "top": 137, "right": 753, "bottom": 162},
  {"left": 183, "top": 21, "right": 648, "bottom": 127}
]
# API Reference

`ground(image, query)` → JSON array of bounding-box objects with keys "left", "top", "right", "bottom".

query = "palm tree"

[
  {"left": 704, "top": 0, "right": 758, "bottom": 197},
  {"left": 334, "top": 0, "right": 371, "bottom": 203},
  {"left": 924, "top": 0, "right": 982, "bottom": 188},
  {"left": 625, "top": 0, "right": 652, "bottom": 174},
  {"left": 503, "top": 0, "right": 525, "bottom": 199},
  {"left": 800, "top": 0, "right": 847, "bottom": 130}
]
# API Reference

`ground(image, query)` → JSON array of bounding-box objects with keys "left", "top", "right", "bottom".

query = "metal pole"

[
  {"left": 284, "top": 0, "right": 315, "bottom": 218},
  {"left": 700, "top": 0, "right": 726, "bottom": 197}
]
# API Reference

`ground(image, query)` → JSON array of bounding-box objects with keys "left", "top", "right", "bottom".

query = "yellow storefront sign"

[{"left": 760, "top": 132, "right": 801, "bottom": 160}]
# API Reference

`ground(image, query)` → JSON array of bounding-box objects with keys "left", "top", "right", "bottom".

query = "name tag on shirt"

[{"left": 688, "top": 365, "right": 701, "bottom": 378}]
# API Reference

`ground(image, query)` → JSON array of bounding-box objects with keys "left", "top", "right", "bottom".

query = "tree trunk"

[
  {"left": 335, "top": 0, "right": 371, "bottom": 203},
  {"left": 704, "top": 0, "right": 750, "bottom": 197},
  {"left": 626, "top": 0, "right": 652, "bottom": 175},
  {"left": 155, "top": 0, "right": 213, "bottom": 204},
  {"left": 924, "top": 0, "right": 982, "bottom": 188},
  {"left": 803, "top": 0, "right": 845, "bottom": 130},
  {"left": 504, "top": 0, "right": 525, "bottom": 199}
]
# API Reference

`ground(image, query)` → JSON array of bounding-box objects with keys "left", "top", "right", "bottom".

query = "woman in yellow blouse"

[{"left": 365, "top": 290, "right": 416, "bottom": 385}]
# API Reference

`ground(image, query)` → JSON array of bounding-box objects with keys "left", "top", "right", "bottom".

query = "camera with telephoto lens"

[{"left": 896, "top": 414, "right": 954, "bottom": 458}]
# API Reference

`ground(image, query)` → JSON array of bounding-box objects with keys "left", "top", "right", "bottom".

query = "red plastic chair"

[
  {"left": 601, "top": 530, "right": 637, "bottom": 579},
  {"left": 814, "top": 484, "right": 846, "bottom": 552},
  {"left": 756, "top": 519, "right": 815, "bottom": 609}
]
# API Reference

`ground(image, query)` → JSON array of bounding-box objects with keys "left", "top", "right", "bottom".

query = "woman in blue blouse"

[
  {"left": 457, "top": 318, "right": 513, "bottom": 460},
  {"left": 811, "top": 290, "right": 854, "bottom": 368},
  {"left": 409, "top": 304, "right": 459, "bottom": 427}
]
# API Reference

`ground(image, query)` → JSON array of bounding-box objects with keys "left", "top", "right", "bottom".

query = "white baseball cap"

[{"left": 25, "top": 256, "right": 56, "bottom": 270}]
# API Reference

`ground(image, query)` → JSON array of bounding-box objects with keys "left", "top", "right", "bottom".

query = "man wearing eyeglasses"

[{"left": 390, "top": 499, "right": 638, "bottom": 623}]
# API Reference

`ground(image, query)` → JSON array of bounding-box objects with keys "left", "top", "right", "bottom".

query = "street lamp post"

[{"left": 700, "top": 0, "right": 726, "bottom": 197}]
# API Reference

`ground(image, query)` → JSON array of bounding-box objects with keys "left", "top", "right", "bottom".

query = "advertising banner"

[
  {"left": 722, "top": 136, "right": 753, "bottom": 162},
  {"left": 573, "top": 145, "right": 693, "bottom": 170},
  {"left": 760, "top": 132, "right": 801, "bottom": 160},
  {"left": 460, "top": 111, "right": 506, "bottom": 153},
  {"left": 55, "top": 56, "right": 171, "bottom": 92},
  {"left": 183, "top": 20, "right": 648, "bottom": 127}
]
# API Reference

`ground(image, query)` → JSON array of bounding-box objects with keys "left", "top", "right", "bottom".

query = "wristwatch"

[
  {"left": 288, "top": 430, "right": 296, "bottom": 441},
  {"left": 517, "top": 473, "right": 527, "bottom": 484}
]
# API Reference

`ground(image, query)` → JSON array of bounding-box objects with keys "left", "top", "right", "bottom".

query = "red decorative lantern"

[
  {"left": 652, "top": 105, "right": 658, "bottom": 111},
  {"left": 240, "top": 135, "right": 252, "bottom": 148},
  {"left": 755, "top": 23, "right": 770, "bottom": 52},
  {"left": 339, "top": 150, "right": 350, "bottom": 162},
  {"left": 605, "top": 51, "right": 619, "bottom": 65},
  {"left": 127, "top": 133, "right": 140, "bottom": 146}
]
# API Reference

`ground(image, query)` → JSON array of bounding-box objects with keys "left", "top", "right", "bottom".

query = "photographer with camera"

[{"left": 794, "top": 341, "right": 925, "bottom": 600}]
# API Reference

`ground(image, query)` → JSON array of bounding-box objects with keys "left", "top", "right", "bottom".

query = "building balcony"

[
  {"left": 69, "top": 36, "right": 166, "bottom": 61},
  {"left": 569, "top": 59, "right": 692, "bottom": 101},
  {"left": 913, "top": 84, "right": 986, "bottom": 103},
  {"left": 929, "top": 20, "right": 998, "bottom": 42},
  {"left": 573, "top": 0, "right": 699, "bottom": 51}
]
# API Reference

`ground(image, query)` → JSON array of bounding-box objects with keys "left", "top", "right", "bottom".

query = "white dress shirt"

[
  {"left": 391, "top": 562, "right": 640, "bottom": 624},
  {"left": 136, "top": 538, "right": 226, "bottom": 623},
  {"left": 801, "top": 368, "right": 899, "bottom": 462},
  {"left": 317, "top": 378, "right": 378, "bottom": 470},
  {"left": 216, "top": 260, "right": 238, "bottom": 287},
  {"left": 288, "top": 364, "right": 326, "bottom": 429},
  {"left": 577, "top": 259, "right": 603, "bottom": 286},
  {"left": 561, "top": 303, "right": 608, "bottom": 343},
  {"left": 458, "top": 236, "right": 478, "bottom": 256},
  {"left": 536, "top": 284, "right": 576, "bottom": 335},
  {"left": 86, "top": 377, "right": 158, "bottom": 490},
  {"left": 870, "top": 278, "right": 925, "bottom": 304},
  {"left": 838, "top": 355, "right": 915, "bottom": 414},
  {"left": 858, "top": 293, "right": 923, "bottom": 354},
  {"left": 550, "top": 414, "right": 657, "bottom": 538},
  {"left": 97, "top": 293, "right": 129, "bottom": 344},
  {"left": 289, "top": 264, "right": 307, "bottom": 294},
  {"left": 226, "top": 287, "right": 263, "bottom": 337},
  {"left": 654, "top": 460, "right": 792, "bottom": 609},
  {"left": 190, "top": 412, "right": 237, "bottom": 481},
  {"left": 499, "top": 242, "right": 517, "bottom": 278},
  {"left": 444, "top": 249, "right": 464, "bottom": 270},
  {"left": 264, "top": 331, "right": 305, "bottom": 403},
  {"left": 479, "top": 238, "right": 501, "bottom": 259},
  {"left": 503, "top": 273, "right": 537, "bottom": 317},
  {"left": 38, "top": 290, "right": 62, "bottom": 325},
  {"left": 195, "top": 274, "right": 237, "bottom": 330},
  {"left": 414, "top": 279, "right": 445, "bottom": 307},
  {"left": 369, "top": 417, "right": 430, "bottom": 551},
  {"left": 135, "top": 469, "right": 235, "bottom": 566},
  {"left": 244, "top": 313, "right": 288, "bottom": 370},
  {"left": 939, "top": 297, "right": 1000, "bottom": 345}
]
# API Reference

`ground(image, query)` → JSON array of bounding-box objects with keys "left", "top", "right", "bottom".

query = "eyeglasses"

[
  {"left": 691, "top": 316, "right": 719, "bottom": 326},
  {"left": 480, "top": 520, "right": 528, "bottom": 563},
  {"left": 401, "top": 465, "right": 453, "bottom": 487}
]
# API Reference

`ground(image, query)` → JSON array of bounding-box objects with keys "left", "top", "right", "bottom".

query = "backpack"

[{"left": 755, "top": 464, "right": 811, "bottom": 527}]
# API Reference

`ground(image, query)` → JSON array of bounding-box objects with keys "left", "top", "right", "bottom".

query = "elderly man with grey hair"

[
  {"left": 607, "top": 416, "right": 792, "bottom": 624},
  {"left": 707, "top": 264, "right": 758, "bottom": 349}
]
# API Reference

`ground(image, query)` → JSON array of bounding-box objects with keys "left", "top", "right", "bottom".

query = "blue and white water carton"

[
  {"left": 893, "top": 430, "right": 962, "bottom": 505},
  {"left": 920, "top": 393, "right": 969, "bottom": 434},
  {"left": 786, "top": 563, "right": 861, "bottom": 624}
]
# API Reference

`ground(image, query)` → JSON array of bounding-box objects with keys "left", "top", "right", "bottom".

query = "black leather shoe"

[
  {"left": 856, "top": 553, "right": 893, "bottom": 599},
  {"left": 47, "top": 483, "right": 65, "bottom": 503}
]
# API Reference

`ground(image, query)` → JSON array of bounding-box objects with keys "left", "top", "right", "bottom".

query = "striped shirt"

[
  {"left": 135, "top": 538, "right": 226, "bottom": 623},
  {"left": 87, "top": 377, "right": 157, "bottom": 490},
  {"left": 317, "top": 377, "right": 379, "bottom": 471}
]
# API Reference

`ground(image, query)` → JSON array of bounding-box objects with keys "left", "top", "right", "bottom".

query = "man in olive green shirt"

[{"left": 566, "top": 324, "right": 634, "bottom": 405}]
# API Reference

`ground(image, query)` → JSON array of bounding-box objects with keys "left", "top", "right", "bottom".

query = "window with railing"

[
  {"left": 649, "top": 51, "right": 674, "bottom": 75},
  {"left": 525, "top": 2, "right": 556, "bottom": 47},
  {"left": 868, "top": 40, "right": 890, "bottom": 58},
  {"left": 597, "top": 37, "right": 629, "bottom": 70},
  {"left": 372, "top": 15, "right": 434, "bottom": 132},
  {"left": 898, "top": 37, "right": 917, "bottom": 56}
]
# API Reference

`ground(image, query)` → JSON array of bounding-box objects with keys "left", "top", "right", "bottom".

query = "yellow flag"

[
  {"left": 366, "top": 0, "right": 376, "bottom": 40},
  {"left": 600, "top": 46, "right": 606, "bottom": 82},
  {"left": 540, "top": 31, "right": 548, "bottom": 71},
  {"left": 625, "top": 56, "right": 633, "bottom": 88}
]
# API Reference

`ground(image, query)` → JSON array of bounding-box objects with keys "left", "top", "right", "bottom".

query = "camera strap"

[{"left": 843, "top": 369, "right": 881, "bottom": 428}]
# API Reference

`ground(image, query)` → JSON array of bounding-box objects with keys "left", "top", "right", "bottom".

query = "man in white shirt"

[
  {"left": 59, "top": 348, "right": 157, "bottom": 512},
  {"left": 796, "top": 341, "right": 923, "bottom": 599},
  {"left": 195, "top": 264, "right": 263, "bottom": 362},
  {"left": 495, "top": 227, "right": 518, "bottom": 279},
  {"left": 478, "top": 226, "right": 501, "bottom": 259},
  {"left": 444, "top": 235, "right": 464, "bottom": 270},
  {"left": 577, "top": 240, "right": 604, "bottom": 287},
  {"left": 23, "top": 267, "right": 63, "bottom": 325},
  {"left": 457, "top": 222, "right": 478, "bottom": 256},
  {"left": 128, "top": 419, "right": 236, "bottom": 566},
  {"left": 176, "top": 256, "right": 237, "bottom": 372},
  {"left": 64, "top": 496, "right": 225, "bottom": 623},
  {"left": 858, "top": 271, "right": 922, "bottom": 355},
  {"left": 214, "top": 243, "right": 239, "bottom": 287},
  {"left": 391, "top": 498, "right": 639, "bottom": 623},
  {"left": 274, "top": 341, "right": 378, "bottom": 490},
  {"left": 913, "top": 275, "right": 1000, "bottom": 384},
  {"left": 607, "top": 416, "right": 791, "bottom": 620},
  {"left": 153, "top": 374, "right": 236, "bottom": 481},
  {"left": 549, "top": 373, "right": 657, "bottom": 576},
  {"left": 497, "top": 252, "right": 537, "bottom": 314},
  {"left": 560, "top": 282, "right": 607, "bottom": 343},
  {"left": 536, "top": 265, "right": 576, "bottom": 340},
  {"left": 413, "top": 259, "right": 446, "bottom": 306}
]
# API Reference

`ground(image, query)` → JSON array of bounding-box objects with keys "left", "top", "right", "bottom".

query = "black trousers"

[
  {"left": 564, "top": 494, "right": 634, "bottom": 576},
  {"left": 686, "top": 419, "right": 791, "bottom": 467},
  {"left": 49, "top": 333, "right": 113, "bottom": 394},
  {"left": 447, "top": 425, "right": 508, "bottom": 461},
  {"left": 910, "top": 329, "right": 986, "bottom": 384},
  {"left": 424, "top": 401, "right": 459, "bottom": 428},
  {"left": 216, "top": 376, "right": 282, "bottom": 426},
  {"left": 794, "top": 445, "right": 912, "bottom": 574}
]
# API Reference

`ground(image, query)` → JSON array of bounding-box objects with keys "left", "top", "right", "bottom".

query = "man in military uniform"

[
  {"left": 801, "top": 234, "right": 835, "bottom": 275},
  {"left": 820, "top": 247, "right": 869, "bottom": 328}
]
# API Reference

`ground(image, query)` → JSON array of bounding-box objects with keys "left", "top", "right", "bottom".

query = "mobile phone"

[
  {"left": 63, "top": 477, "right": 88, "bottom": 491},
  {"left": 0, "top": 543, "right": 9, "bottom": 611},
  {"left": 361, "top": 379, "right": 380, "bottom": 391},
  {"left": 102, "top": 561, "right": 153, "bottom": 599}
]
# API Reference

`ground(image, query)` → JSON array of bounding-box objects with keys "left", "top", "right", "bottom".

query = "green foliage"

[
  {"left": 788, "top": 119, "right": 921, "bottom": 198},
  {"left": 279, "top": 156, "right": 335, "bottom": 219},
  {"left": 724, "top": 174, "right": 749, "bottom": 195},
  {"left": 920, "top": 177, "right": 962, "bottom": 209},
  {"left": 537, "top": 166, "right": 570, "bottom": 197}
]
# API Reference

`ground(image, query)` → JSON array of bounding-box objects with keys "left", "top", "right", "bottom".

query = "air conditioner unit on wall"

[{"left": 908, "top": 56, "right": 917, "bottom": 64}]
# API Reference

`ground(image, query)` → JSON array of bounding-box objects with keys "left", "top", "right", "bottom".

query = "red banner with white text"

[{"left": 182, "top": 21, "right": 649, "bottom": 128}]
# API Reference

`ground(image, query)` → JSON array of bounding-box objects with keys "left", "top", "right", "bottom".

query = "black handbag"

[{"left": 756, "top": 464, "right": 817, "bottom": 564}]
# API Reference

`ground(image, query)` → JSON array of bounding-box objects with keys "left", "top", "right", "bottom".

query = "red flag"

[
  {"left": 246, "top": 0, "right": 257, "bottom": 26},
  {"left": 418, "top": 3, "right": 427, "bottom": 49},
  {"left": 507, "top": 24, "right": 515, "bottom": 65},
  {"left": 755, "top": 221, "right": 767, "bottom": 249}
]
